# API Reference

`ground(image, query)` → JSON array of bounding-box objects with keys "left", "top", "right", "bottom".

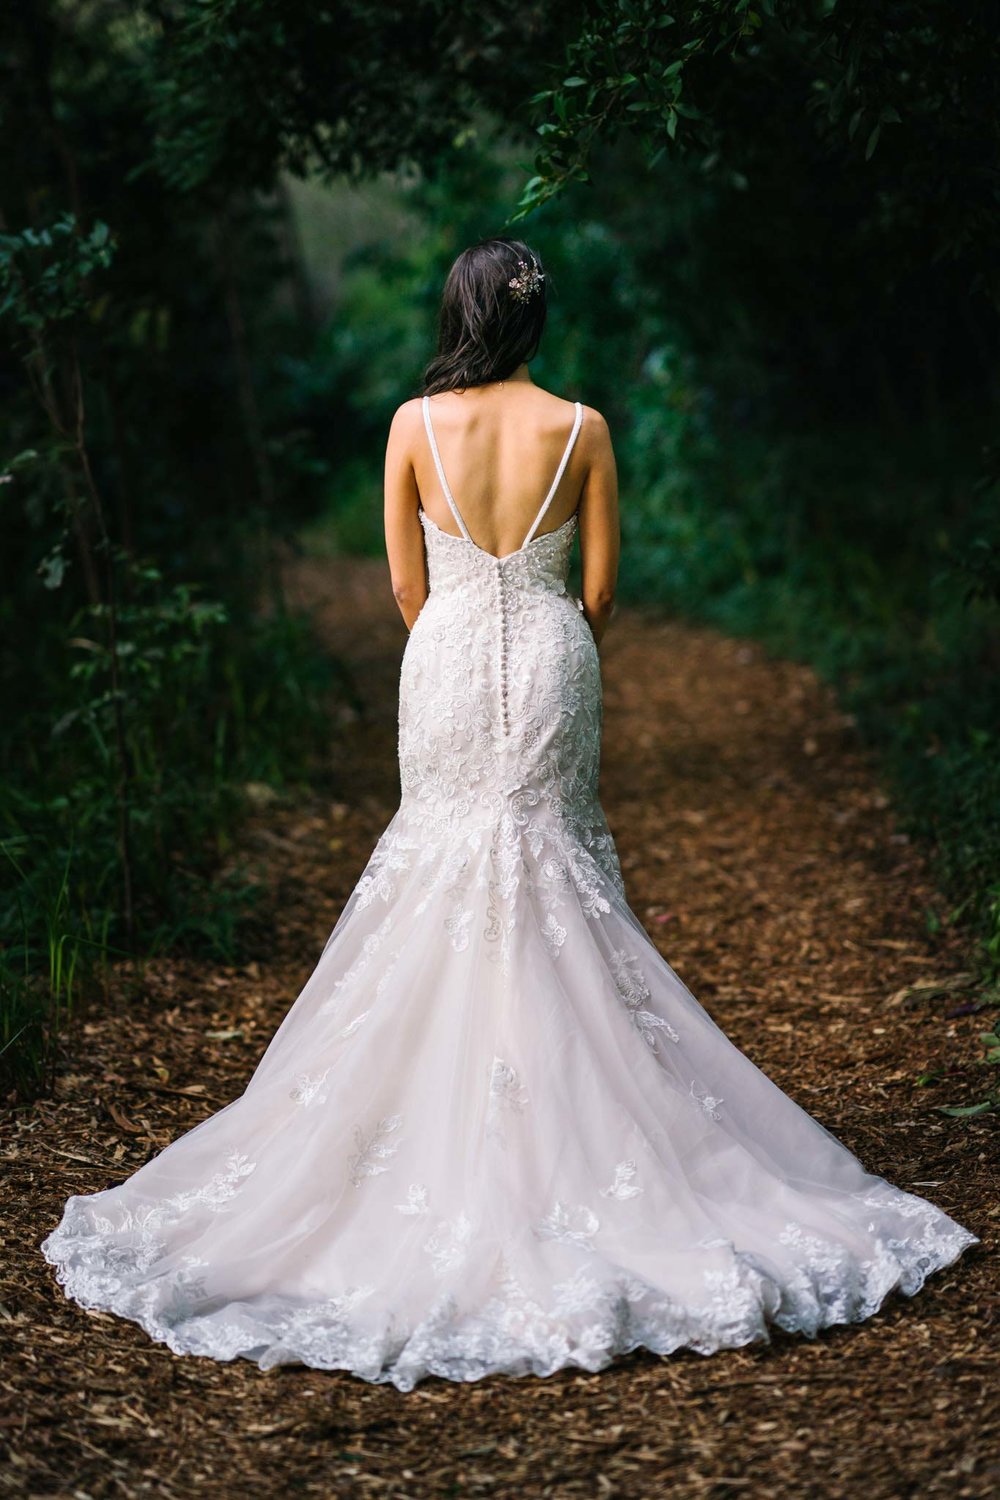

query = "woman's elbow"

[
  {"left": 391, "top": 575, "right": 427, "bottom": 631},
  {"left": 583, "top": 585, "right": 616, "bottom": 615},
  {"left": 392, "top": 577, "right": 420, "bottom": 607}
]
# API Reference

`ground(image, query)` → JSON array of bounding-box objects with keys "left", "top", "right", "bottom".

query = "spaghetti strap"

[
  {"left": 522, "top": 401, "right": 584, "bottom": 548},
  {"left": 422, "top": 394, "right": 584, "bottom": 556},
  {"left": 422, "top": 396, "right": 473, "bottom": 543}
]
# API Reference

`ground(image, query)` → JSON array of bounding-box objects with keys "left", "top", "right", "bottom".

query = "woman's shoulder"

[
  {"left": 573, "top": 399, "right": 611, "bottom": 454},
  {"left": 516, "top": 384, "right": 611, "bottom": 442},
  {"left": 387, "top": 386, "right": 610, "bottom": 444},
  {"left": 391, "top": 394, "right": 426, "bottom": 422},
  {"left": 386, "top": 396, "right": 428, "bottom": 445},
  {"left": 532, "top": 383, "right": 608, "bottom": 432}
]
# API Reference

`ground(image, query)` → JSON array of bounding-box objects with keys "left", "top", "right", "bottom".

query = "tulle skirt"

[{"left": 41, "top": 804, "right": 979, "bottom": 1390}]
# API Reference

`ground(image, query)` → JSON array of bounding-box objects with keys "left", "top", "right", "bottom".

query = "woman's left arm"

[{"left": 383, "top": 400, "right": 428, "bottom": 631}]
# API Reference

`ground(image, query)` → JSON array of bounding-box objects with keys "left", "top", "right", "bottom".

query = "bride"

[{"left": 42, "top": 236, "right": 977, "bottom": 1390}]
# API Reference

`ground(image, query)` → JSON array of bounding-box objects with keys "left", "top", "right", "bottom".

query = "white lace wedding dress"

[{"left": 42, "top": 397, "right": 977, "bottom": 1389}]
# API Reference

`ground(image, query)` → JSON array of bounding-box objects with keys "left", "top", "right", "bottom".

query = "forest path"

[{"left": 8, "top": 554, "right": 994, "bottom": 1498}]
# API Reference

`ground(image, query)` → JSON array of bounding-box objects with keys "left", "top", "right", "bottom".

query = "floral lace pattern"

[
  {"left": 41, "top": 1173, "right": 978, "bottom": 1390},
  {"left": 394, "top": 1184, "right": 430, "bottom": 1217},
  {"left": 348, "top": 1116, "right": 403, "bottom": 1188},
  {"left": 610, "top": 947, "right": 681, "bottom": 1048},
  {"left": 535, "top": 1202, "right": 601, "bottom": 1248},
  {"left": 691, "top": 1082, "right": 724, "bottom": 1121},
  {"left": 290, "top": 1071, "right": 330, "bottom": 1108},
  {"left": 486, "top": 1057, "right": 529, "bottom": 1146},
  {"left": 601, "top": 1160, "right": 644, "bottom": 1200},
  {"left": 393, "top": 508, "right": 622, "bottom": 974},
  {"left": 162, "top": 1151, "right": 256, "bottom": 1216},
  {"left": 424, "top": 1212, "right": 474, "bottom": 1277}
]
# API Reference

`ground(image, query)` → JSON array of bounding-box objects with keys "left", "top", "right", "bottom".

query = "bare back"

[
  {"left": 384, "top": 374, "right": 620, "bottom": 643},
  {"left": 416, "top": 384, "right": 585, "bottom": 558}
]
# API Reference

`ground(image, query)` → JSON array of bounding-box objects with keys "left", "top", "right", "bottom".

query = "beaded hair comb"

[{"left": 507, "top": 257, "right": 545, "bottom": 303}]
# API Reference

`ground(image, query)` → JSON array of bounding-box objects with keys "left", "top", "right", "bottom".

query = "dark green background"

[{"left": 2, "top": 0, "right": 998, "bottom": 1098}]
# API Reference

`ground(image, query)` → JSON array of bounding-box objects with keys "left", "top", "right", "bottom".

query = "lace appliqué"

[
  {"left": 394, "top": 1184, "right": 430, "bottom": 1217},
  {"left": 290, "top": 1071, "right": 330, "bottom": 1108},
  {"left": 691, "top": 1083, "right": 724, "bottom": 1121},
  {"left": 445, "top": 906, "right": 473, "bottom": 952},
  {"left": 386, "top": 508, "right": 626, "bottom": 972},
  {"left": 348, "top": 1115, "right": 403, "bottom": 1187},
  {"left": 319, "top": 916, "right": 394, "bottom": 1014},
  {"left": 600, "top": 1160, "right": 643, "bottom": 1200},
  {"left": 165, "top": 1151, "right": 257, "bottom": 1215},
  {"left": 535, "top": 1202, "right": 600, "bottom": 1248},
  {"left": 424, "top": 1212, "right": 474, "bottom": 1276},
  {"left": 540, "top": 912, "right": 567, "bottom": 957},
  {"left": 486, "top": 1057, "right": 529, "bottom": 1145},
  {"left": 340, "top": 1011, "right": 370, "bottom": 1038},
  {"left": 609, "top": 948, "right": 680, "bottom": 1048},
  {"left": 41, "top": 1173, "right": 977, "bottom": 1389}
]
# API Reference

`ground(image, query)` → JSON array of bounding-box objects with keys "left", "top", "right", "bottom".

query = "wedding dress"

[{"left": 42, "top": 396, "right": 977, "bottom": 1390}]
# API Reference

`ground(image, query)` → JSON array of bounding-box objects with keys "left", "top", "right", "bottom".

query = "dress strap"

[
  {"left": 522, "top": 401, "right": 584, "bottom": 548},
  {"left": 422, "top": 395, "right": 473, "bottom": 543}
]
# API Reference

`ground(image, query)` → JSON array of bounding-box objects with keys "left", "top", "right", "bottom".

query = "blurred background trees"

[{"left": 2, "top": 0, "right": 998, "bottom": 1099}]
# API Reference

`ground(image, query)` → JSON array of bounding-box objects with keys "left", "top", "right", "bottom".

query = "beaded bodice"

[
  {"left": 396, "top": 399, "right": 612, "bottom": 859},
  {"left": 417, "top": 505, "right": 579, "bottom": 596}
]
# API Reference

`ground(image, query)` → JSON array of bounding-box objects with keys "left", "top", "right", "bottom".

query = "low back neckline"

[
  {"left": 421, "top": 395, "right": 584, "bottom": 563},
  {"left": 419, "top": 505, "right": 578, "bottom": 563}
]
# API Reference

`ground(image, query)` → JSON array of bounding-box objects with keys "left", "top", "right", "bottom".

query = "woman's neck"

[{"left": 454, "top": 364, "right": 534, "bottom": 397}]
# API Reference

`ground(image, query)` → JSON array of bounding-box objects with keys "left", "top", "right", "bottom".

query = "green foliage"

[
  {"left": 0, "top": 837, "right": 97, "bottom": 1102},
  {"left": 293, "top": 119, "right": 999, "bottom": 972},
  {"left": 144, "top": 0, "right": 579, "bottom": 194},
  {"left": 934, "top": 885, "right": 1000, "bottom": 1117},
  {"left": 0, "top": 554, "right": 332, "bottom": 1101},
  {"left": 616, "top": 380, "right": 1000, "bottom": 934},
  {"left": 292, "top": 139, "right": 655, "bottom": 554},
  {"left": 518, "top": 0, "right": 1000, "bottom": 314},
  {"left": 0, "top": 2, "right": 339, "bottom": 1101},
  {"left": 0, "top": 216, "right": 115, "bottom": 328},
  {"left": 3, "top": 0, "right": 998, "bottom": 1112}
]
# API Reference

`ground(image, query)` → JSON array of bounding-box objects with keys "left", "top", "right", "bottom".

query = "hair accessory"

[{"left": 508, "top": 257, "right": 545, "bottom": 303}]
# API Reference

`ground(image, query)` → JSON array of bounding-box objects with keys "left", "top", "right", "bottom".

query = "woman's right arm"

[
  {"left": 383, "top": 400, "right": 429, "bottom": 631},
  {"left": 576, "top": 407, "right": 620, "bottom": 648}
]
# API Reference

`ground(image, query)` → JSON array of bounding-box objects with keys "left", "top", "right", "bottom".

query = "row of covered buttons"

[{"left": 494, "top": 557, "right": 510, "bottom": 735}]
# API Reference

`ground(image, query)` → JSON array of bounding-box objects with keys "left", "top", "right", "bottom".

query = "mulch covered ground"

[{"left": 2, "top": 553, "right": 996, "bottom": 1499}]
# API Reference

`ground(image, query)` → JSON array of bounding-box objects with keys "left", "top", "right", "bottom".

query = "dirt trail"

[{"left": 4, "top": 554, "right": 995, "bottom": 1499}]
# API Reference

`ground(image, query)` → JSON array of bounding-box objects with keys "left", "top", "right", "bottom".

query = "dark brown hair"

[{"left": 422, "top": 237, "right": 548, "bottom": 396}]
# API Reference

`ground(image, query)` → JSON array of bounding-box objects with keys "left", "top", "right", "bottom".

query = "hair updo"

[{"left": 422, "top": 237, "right": 548, "bottom": 396}]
